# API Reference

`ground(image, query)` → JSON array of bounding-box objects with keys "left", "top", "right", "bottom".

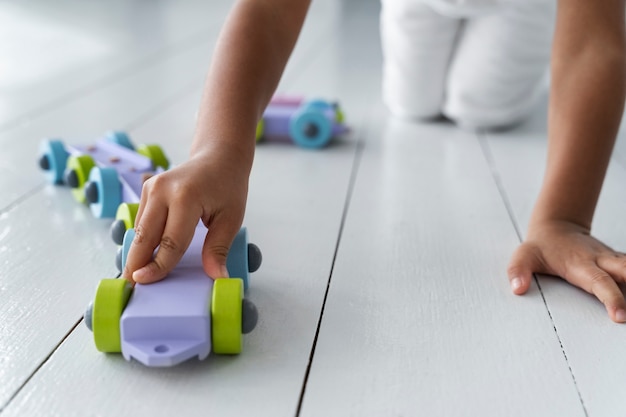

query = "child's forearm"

[
  {"left": 530, "top": 0, "right": 626, "bottom": 231},
  {"left": 191, "top": 0, "right": 311, "bottom": 167}
]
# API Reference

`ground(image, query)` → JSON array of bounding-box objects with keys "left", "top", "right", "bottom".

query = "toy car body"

[
  {"left": 256, "top": 96, "right": 349, "bottom": 148},
  {"left": 38, "top": 131, "right": 168, "bottom": 218},
  {"left": 85, "top": 224, "right": 262, "bottom": 367}
]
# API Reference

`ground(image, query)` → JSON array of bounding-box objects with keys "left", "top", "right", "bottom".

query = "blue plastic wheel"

[
  {"left": 121, "top": 228, "right": 135, "bottom": 272},
  {"left": 289, "top": 108, "right": 332, "bottom": 149},
  {"left": 87, "top": 167, "right": 122, "bottom": 218},
  {"left": 105, "top": 131, "right": 135, "bottom": 151},
  {"left": 39, "top": 139, "right": 69, "bottom": 184},
  {"left": 227, "top": 228, "right": 251, "bottom": 291}
]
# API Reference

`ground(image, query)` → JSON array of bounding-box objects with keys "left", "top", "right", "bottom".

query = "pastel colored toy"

[
  {"left": 113, "top": 223, "right": 261, "bottom": 292},
  {"left": 85, "top": 223, "right": 262, "bottom": 367},
  {"left": 38, "top": 131, "right": 169, "bottom": 218},
  {"left": 256, "top": 96, "right": 349, "bottom": 148}
]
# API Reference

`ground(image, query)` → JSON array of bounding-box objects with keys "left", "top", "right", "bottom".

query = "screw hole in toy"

[{"left": 154, "top": 345, "right": 169, "bottom": 354}]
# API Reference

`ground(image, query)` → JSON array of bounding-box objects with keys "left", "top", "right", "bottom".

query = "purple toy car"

[
  {"left": 38, "top": 131, "right": 169, "bottom": 218},
  {"left": 85, "top": 222, "right": 262, "bottom": 367},
  {"left": 256, "top": 96, "right": 349, "bottom": 148}
]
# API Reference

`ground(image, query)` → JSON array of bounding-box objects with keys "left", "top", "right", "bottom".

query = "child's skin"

[{"left": 122, "top": 0, "right": 626, "bottom": 323}]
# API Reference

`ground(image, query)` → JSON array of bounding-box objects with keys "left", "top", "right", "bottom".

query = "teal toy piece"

[
  {"left": 86, "top": 167, "right": 122, "bottom": 218},
  {"left": 289, "top": 107, "right": 333, "bottom": 148},
  {"left": 39, "top": 139, "right": 69, "bottom": 184},
  {"left": 105, "top": 131, "right": 135, "bottom": 151},
  {"left": 228, "top": 227, "right": 262, "bottom": 291}
]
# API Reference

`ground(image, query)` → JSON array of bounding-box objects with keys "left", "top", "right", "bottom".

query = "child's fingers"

[
  {"left": 122, "top": 203, "right": 167, "bottom": 282},
  {"left": 201, "top": 213, "right": 242, "bottom": 280},
  {"left": 568, "top": 264, "right": 626, "bottom": 323},
  {"left": 507, "top": 243, "right": 543, "bottom": 295},
  {"left": 596, "top": 253, "right": 626, "bottom": 285},
  {"left": 132, "top": 207, "right": 199, "bottom": 284}
]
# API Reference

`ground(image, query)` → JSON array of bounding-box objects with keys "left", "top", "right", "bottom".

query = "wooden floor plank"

[
  {"left": 0, "top": 0, "right": 232, "bottom": 130},
  {"left": 485, "top": 95, "right": 626, "bottom": 417},
  {"left": 299, "top": 112, "right": 586, "bottom": 416}
]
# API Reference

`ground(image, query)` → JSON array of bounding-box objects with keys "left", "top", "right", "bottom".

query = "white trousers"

[{"left": 381, "top": 0, "right": 556, "bottom": 129}]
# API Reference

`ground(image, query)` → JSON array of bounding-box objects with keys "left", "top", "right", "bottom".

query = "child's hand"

[
  {"left": 507, "top": 220, "right": 626, "bottom": 323},
  {"left": 122, "top": 149, "right": 248, "bottom": 284}
]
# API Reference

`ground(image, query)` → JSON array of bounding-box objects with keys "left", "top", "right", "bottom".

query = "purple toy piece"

[
  {"left": 258, "top": 95, "right": 349, "bottom": 148},
  {"left": 39, "top": 133, "right": 165, "bottom": 217},
  {"left": 117, "top": 222, "right": 257, "bottom": 366},
  {"left": 120, "top": 222, "right": 211, "bottom": 366},
  {"left": 81, "top": 138, "right": 155, "bottom": 201},
  {"left": 121, "top": 273, "right": 213, "bottom": 366}
]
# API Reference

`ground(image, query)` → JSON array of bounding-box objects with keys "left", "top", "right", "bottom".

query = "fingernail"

[
  {"left": 616, "top": 309, "right": 626, "bottom": 323},
  {"left": 510, "top": 277, "right": 522, "bottom": 291}
]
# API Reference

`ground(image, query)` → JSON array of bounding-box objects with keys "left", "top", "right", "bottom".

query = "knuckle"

[
  {"left": 133, "top": 225, "right": 147, "bottom": 244},
  {"left": 506, "top": 264, "right": 522, "bottom": 278},
  {"left": 151, "top": 258, "right": 167, "bottom": 274},
  {"left": 589, "top": 271, "right": 611, "bottom": 285},
  {"left": 159, "top": 235, "right": 182, "bottom": 254},
  {"left": 208, "top": 245, "right": 230, "bottom": 262},
  {"left": 142, "top": 173, "right": 167, "bottom": 195},
  {"left": 617, "top": 256, "right": 626, "bottom": 270}
]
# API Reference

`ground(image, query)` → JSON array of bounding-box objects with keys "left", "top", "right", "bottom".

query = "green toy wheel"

[
  {"left": 92, "top": 279, "right": 132, "bottom": 353},
  {"left": 137, "top": 144, "right": 169, "bottom": 170},
  {"left": 110, "top": 203, "right": 139, "bottom": 245},
  {"left": 211, "top": 278, "right": 243, "bottom": 354},
  {"left": 335, "top": 107, "right": 345, "bottom": 124},
  {"left": 65, "top": 155, "right": 96, "bottom": 203},
  {"left": 116, "top": 203, "right": 139, "bottom": 229},
  {"left": 255, "top": 118, "right": 264, "bottom": 142}
]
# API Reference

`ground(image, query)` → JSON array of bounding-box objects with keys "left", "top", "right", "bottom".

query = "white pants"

[{"left": 381, "top": 0, "right": 556, "bottom": 130}]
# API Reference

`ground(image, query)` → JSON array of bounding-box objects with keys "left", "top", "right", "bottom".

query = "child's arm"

[
  {"left": 507, "top": 0, "right": 626, "bottom": 322},
  {"left": 123, "top": 0, "right": 311, "bottom": 284}
]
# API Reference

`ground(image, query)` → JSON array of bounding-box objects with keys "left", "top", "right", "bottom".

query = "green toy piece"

[
  {"left": 255, "top": 119, "right": 265, "bottom": 142},
  {"left": 93, "top": 279, "right": 133, "bottom": 353},
  {"left": 137, "top": 144, "right": 170, "bottom": 170},
  {"left": 66, "top": 154, "right": 96, "bottom": 203},
  {"left": 116, "top": 203, "right": 139, "bottom": 230},
  {"left": 211, "top": 278, "right": 244, "bottom": 354}
]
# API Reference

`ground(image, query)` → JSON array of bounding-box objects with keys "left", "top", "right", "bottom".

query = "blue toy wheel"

[
  {"left": 39, "top": 139, "right": 69, "bottom": 184},
  {"left": 121, "top": 228, "right": 135, "bottom": 272},
  {"left": 227, "top": 228, "right": 251, "bottom": 291},
  {"left": 87, "top": 167, "right": 122, "bottom": 218},
  {"left": 289, "top": 108, "right": 332, "bottom": 149},
  {"left": 105, "top": 131, "right": 135, "bottom": 151}
]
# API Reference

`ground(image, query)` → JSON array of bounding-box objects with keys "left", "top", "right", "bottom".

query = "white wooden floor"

[{"left": 1, "top": 1, "right": 626, "bottom": 416}]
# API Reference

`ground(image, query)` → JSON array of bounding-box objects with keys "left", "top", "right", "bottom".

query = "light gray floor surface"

[{"left": 1, "top": 1, "right": 625, "bottom": 416}]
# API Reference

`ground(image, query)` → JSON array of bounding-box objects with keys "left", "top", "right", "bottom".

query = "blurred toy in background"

[
  {"left": 38, "top": 131, "right": 168, "bottom": 218},
  {"left": 256, "top": 96, "right": 349, "bottom": 149}
]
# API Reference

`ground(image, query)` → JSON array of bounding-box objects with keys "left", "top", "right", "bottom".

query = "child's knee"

[{"left": 443, "top": 75, "right": 542, "bottom": 130}]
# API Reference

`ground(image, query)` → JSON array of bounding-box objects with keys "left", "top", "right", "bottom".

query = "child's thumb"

[
  {"left": 201, "top": 224, "right": 238, "bottom": 279},
  {"left": 507, "top": 243, "right": 543, "bottom": 295}
]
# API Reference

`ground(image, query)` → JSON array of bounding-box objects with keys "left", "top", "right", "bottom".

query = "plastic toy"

[
  {"left": 256, "top": 96, "right": 349, "bottom": 148},
  {"left": 84, "top": 223, "right": 262, "bottom": 367},
  {"left": 38, "top": 131, "right": 169, "bottom": 218}
]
